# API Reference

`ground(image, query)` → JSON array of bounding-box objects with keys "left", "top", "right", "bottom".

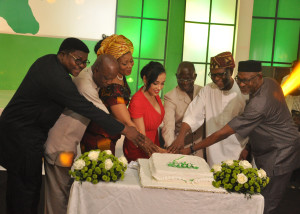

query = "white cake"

[{"left": 149, "top": 153, "right": 213, "bottom": 184}]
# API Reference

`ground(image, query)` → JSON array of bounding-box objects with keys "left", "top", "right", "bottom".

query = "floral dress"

[{"left": 80, "top": 78, "right": 131, "bottom": 155}]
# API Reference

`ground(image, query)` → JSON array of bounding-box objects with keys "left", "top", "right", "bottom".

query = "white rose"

[
  {"left": 237, "top": 173, "right": 248, "bottom": 184},
  {"left": 73, "top": 159, "right": 85, "bottom": 170},
  {"left": 257, "top": 169, "right": 267, "bottom": 179},
  {"left": 212, "top": 164, "right": 222, "bottom": 172},
  {"left": 239, "top": 160, "right": 252, "bottom": 169},
  {"left": 105, "top": 159, "right": 114, "bottom": 170},
  {"left": 118, "top": 156, "right": 128, "bottom": 166},
  {"left": 104, "top": 150, "right": 112, "bottom": 155},
  {"left": 88, "top": 151, "right": 100, "bottom": 161},
  {"left": 224, "top": 160, "right": 234, "bottom": 166}
]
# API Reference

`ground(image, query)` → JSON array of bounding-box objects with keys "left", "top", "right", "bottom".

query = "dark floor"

[{"left": 0, "top": 170, "right": 300, "bottom": 214}]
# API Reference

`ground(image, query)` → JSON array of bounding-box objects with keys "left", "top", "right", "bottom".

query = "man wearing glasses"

[
  {"left": 162, "top": 61, "right": 204, "bottom": 157},
  {"left": 168, "top": 52, "right": 248, "bottom": 167},
  {"left": 0, "top": 38, "right": 154, "bottom": 214},
  {"left": 180, "top": 60, "right": 300, "bottom": 214}
]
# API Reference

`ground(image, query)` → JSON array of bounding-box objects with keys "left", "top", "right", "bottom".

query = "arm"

[
  {"left": 168, "top": 89, "right": 206, "bottom": 153},
  {"left": 132, "top": 117, "right": 146, "bottom": 135},
  {"left": 132, "top": 116, "right": 163, "bottom": 155},
  {"left": 180, "top": 124, "right": 235, "bottom": 155},
  {"left": 74, "top": 79, "right": 109, "bottom": 113},
  {"left": 239, "top": 142, "right": 251, "bottom": 160},
  {"left": 110, "top": 104, "right": 137, "bottom": 128},
  {"left": 167, "top": 122, "right": 192, "bottom": 153},
  {"left": 43, "top": 63, "right": 124, "bottom": 136},
  {"left": 161, "top": 93, "right": 177, "bottom": 147}
]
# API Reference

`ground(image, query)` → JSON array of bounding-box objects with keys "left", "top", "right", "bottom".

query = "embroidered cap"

[{"left": 210, "top": 52, "right": 235, "bottom": 70}]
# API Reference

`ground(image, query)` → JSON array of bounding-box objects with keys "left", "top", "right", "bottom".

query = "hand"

[
  {"left": 121, "top": 125, "right": 144, "bottom": 147},
  {"left": 167, "top": 137, "right": 185, "bottom": 154},
  {"left": 179, "top": 147, "right": 191, "bottom": 155},
  {"left": 157, "top": 147, "right": 167, "bottom": 153},
  {"left": 138, "top": 137, "right": 161, "bottom": 157},
  {"left": 239, "top": 148, "right": 249, "bottom": 160}
]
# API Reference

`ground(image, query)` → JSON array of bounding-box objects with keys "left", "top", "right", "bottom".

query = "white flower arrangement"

[
  {"left": 239, "top": 160, "right": 252, "bottom": 169},
  {"left": 88, "top": 150, "right": 100, "bottom": 161},
  {"left": 257, "top": 169, "right": 267, "bottom": 179},
  {"left": 104, "top": 150, "right": 112, "bottom": 155},
  {"left": 69, "top": 149, "right": 127, "bottom": 184},
  {"left": 118, "top": 156, "right": 128, "bottom": 167},
  {"left": 104, "top": 159, "right": 113, "bottom": 170},
  {"left": 237, "top": 173, "right": 248, "bottom": 184},
  {"left": 224, "top": 160, "right": 234, "bottom": 166},
  {"left": 73, "top": 159, "right": 85, "bottom": 170},
  {"left": 212, "top": 164, "right": 222, "bottom": 172},
  {"left": 211, "top": 160, "right": 269, "bottom": 197}
]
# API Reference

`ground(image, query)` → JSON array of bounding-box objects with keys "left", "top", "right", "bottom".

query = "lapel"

[{"left": 176, "top": 86, "right": 191, "bottom": 105}]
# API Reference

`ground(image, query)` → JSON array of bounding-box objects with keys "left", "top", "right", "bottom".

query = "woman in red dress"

[{"left": 123, "top": 61, "right": 166, "bottom": 162}]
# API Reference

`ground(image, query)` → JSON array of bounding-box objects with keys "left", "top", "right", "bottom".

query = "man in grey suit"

[{"left": 180, "top": 60, "right": 300, "bottom": 214}]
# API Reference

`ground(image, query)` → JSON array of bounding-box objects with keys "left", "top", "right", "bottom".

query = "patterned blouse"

[{"left": 80, "top": 78, "right": 131, "bottom": 154}]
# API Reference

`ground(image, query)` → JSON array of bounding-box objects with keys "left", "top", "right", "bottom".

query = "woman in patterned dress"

[{"left": 81, "top": 34, "right": 137, "bottom": 154}]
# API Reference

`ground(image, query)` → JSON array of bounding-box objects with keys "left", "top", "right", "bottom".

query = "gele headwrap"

[{"left": 96, "top": 34, "right": 133, "bottom": 59}]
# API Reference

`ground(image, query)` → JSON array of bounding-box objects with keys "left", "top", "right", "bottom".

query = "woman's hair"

[
  {"left": 140, "top": 61, "right": 166, "bottom": 91},
  {"left": 94, "top": 34, "right": 108, "bottom": 54}
]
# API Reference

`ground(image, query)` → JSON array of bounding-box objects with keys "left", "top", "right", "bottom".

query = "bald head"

[
  {"left": 176, "top": 61, "right": 195, "bottom": 76},
  {"left": 92, "top": 54, "right": 119, "bottom": 88}
]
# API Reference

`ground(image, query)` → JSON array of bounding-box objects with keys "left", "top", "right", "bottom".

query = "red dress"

[
  {"left": 80, "top": 79, "right": 131, "bottom": 155},
  {"left": 123, "top": 88, "right": 165, "bottom": 162}
]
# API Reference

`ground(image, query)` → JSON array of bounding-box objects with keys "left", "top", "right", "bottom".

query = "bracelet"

[{"left": 190, "top": 144, "right": 195, "bottom": 155}]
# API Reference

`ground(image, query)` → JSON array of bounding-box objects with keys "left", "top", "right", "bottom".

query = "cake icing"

[{"left": 149, "top": 153, "right": 213, "bottom": 184}]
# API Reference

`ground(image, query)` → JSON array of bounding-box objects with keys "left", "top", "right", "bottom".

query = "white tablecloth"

[{"left": 67, "top": 168, "right": 264, "bottom": 214}]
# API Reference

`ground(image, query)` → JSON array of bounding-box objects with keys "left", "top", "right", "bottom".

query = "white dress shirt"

[{"left": 183, "top": 80, "right": 248, "bottom": 166}]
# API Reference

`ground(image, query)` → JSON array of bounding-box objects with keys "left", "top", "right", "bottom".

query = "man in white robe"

[{"left": 168, "top": 52, "right": 248, "bottom": 166}]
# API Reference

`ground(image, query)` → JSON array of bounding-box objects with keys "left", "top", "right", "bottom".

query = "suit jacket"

[{"left": 162, "top": 85, "right": 203, "bottom": 148}]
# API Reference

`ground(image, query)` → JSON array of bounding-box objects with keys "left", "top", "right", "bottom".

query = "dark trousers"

[
  {"left": 6, "top": 158, "right": 43, "bottom": 214},
  {"left": 261, "top": 172, "right": 292, "bottom": 214}
]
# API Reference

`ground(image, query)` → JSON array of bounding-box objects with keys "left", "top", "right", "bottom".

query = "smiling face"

[
  {"left": 60, "top": 50, "right": 89, "bottom": 77},
  {"left": 144, "top": 72, "right": 166, "bottom": 96},
  {"left": 176, "top": 67, "right": 196, "bottom": 94},
  {"left": 209, "top": 68, "right": 233, "bottom": 90},
  {"left": 235, "top": 72, "right": 262, "bottom": 95},
  {"left": 117, "top": 52, "right": 134, "bottom": 76}
]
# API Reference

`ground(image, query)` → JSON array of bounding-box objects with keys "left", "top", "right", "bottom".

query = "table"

[{"left": 67, "top": 168, "right": 264, "bottom": 214}]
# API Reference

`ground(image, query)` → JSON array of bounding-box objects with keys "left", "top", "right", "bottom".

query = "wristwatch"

[{"left": 190, "top": 144, "right": 195, "bottom": 155}]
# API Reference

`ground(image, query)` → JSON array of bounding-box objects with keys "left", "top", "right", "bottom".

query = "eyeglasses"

[
  {"left": 234, "top": 74, "right": 260, "bottom": 85},
  {"left": 69, "top": 53, "right": 90, "bottom": 66},
  {"left": 208, "top": 71, "right": 227, "bottom": 79},
  {"left": 177, "top": 78, "right": 195, "bottom": 83}
]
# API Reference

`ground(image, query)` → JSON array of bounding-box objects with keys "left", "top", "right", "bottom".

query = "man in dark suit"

[{"left": 0, "top": 38, "right": 157, "bottom": 214}]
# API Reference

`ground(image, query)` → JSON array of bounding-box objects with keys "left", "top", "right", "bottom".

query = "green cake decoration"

[{"left": 167, "top": 156, "right": 199, "bottom": 169}]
